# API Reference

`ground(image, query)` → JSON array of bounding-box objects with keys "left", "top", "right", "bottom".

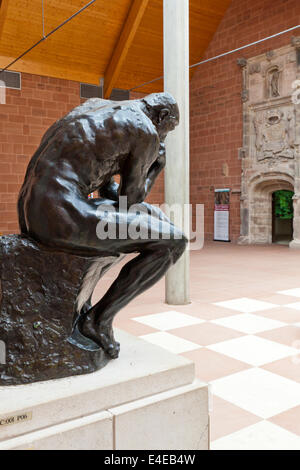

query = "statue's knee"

[{"left": 141, "top": 202, "right": 169, "bottom": 222}]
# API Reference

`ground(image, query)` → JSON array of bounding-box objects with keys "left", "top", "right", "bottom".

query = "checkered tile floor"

[
  {"left": 94, "top": 243, "right": 300, "bottom": 449},
  {"left": 135, "top": 296, "right": 300, "bottom": 450}
]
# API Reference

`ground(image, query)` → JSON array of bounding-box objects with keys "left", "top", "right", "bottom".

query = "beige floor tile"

[
  {"left": 192, "top": 303, "right": 243, "bottom": 320},
  {"left": 270, "top": 405, "right": 300, "bottom": 436},
  {"left": 114, "top": 318, "right": 157, "bottom": 336},
  {"left": 257, "top": 325, "right": 300, "bottom": 347},
  {"left": 210, "top": 396, "right": 261, "bottom": 441},
  {"left": 255, "top": 307, "right": 300, "bottom": 324},
  {"left": 258, "top": 294, "right": 300, "bottom": 305},
  {"left": 181, "top": 348, "right": 250, "bottom": 382},
  {"left": 159, "top": 302, "right": 238, "bottom": 320},
  {"left": 113, "top": 303, "right": 176, "bottom": 320},
  {"left": 168, "top": 322, "right": 243, "bottom": 346},
  {"left": 262, "top": 356, "right": 300, "bottom": 383}
]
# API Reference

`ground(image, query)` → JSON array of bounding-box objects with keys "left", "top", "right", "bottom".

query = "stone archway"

[{"left": 249, "top": 175, "right": 294, "bottom": 245}]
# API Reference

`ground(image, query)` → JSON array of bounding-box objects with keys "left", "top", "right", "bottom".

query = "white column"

[{"left": 163, "top": 0, "right": 190, "bottom": 304}]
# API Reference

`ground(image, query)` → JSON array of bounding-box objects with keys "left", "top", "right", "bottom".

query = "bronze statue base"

[{"left": 0, "top": 235, "right": 110, "bottom": 386}]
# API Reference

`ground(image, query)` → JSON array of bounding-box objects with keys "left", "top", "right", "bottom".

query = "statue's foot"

[
  {"left": 97, "top": 328, "right": 120, "bottom": 359},
  {"left": 78, "top": 315, "right": 120, "bottom": 359}
]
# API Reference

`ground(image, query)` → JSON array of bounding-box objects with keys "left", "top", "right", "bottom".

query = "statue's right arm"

[
  {"left": 119, "top": 136, "right": 160, "bottom": 206},
  {"left": 144, "top": 142, "right": 165, "bottom": 196}
]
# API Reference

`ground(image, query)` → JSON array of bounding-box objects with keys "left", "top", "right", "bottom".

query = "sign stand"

[{"left": 214, "top": 188, "right": 231, "bottom": 242}]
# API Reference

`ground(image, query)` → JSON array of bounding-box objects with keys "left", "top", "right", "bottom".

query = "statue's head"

[{"left": 142, "top": 92, "right": 179, "bottom": 140}]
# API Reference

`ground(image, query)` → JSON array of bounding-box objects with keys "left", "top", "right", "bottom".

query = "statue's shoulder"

[
  {"left": 64, "top": 98, "right": 109, "bottom": 120},
  {"left": 117, "top": 101, "right": 158, "bottom": 138},
  {"left": 85, "top": 99, "right": 158, "bottom": 140},
  {"left": 38, "top": 99, "right": 106, "bottom": 145}
]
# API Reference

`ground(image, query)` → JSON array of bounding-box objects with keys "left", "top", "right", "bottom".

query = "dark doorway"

[{"left": 272, "top": 190, "right": 294, "bottom": 244}]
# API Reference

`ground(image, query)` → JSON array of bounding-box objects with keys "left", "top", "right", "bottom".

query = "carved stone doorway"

[
  {"left": 248, "top": 176, "right": 294, "bottom": 245},
  {"left": 272, "top": 190, "right": 294, "bottom": 245},
  {"left": 237, "top": 39, "right": 300, "bottom": 249}
]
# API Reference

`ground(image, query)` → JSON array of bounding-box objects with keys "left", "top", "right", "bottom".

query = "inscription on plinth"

[{"left": 0, "top": 412, "right": 32, "bottom": 427}]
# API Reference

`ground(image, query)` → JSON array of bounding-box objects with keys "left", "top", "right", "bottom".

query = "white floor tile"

[
  {"left": 133, "top": 311, "right": 204, "bottom": 331},
  {"left": 211, "top": 368, "right": 300, "bottom": 419},
  {"left": 140, "top": 332, "right": 201, "bottom": 354},
  {"left": 285, "top": 302, "right": 300, "bottom": 311},
  {"left": 213, "top": 297, "right": 278, "bottom": 313},
  {"left": 208, "top": 335, "right": 298, "bottom": 366},
  {"left": 211, "top": 313, "right": 285, "bottom": 334},
  {"left": 211, "top": 420, "right": 300, "bottom": 450},
  {"left": 277, "top": 288, "right": 300, "bottom": 298}
]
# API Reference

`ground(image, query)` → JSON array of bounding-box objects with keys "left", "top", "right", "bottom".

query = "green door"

[{"left": 272, "top": 190, "right": 294, "bottom": 244}]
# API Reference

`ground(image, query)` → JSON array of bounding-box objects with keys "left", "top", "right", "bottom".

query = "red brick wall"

[
  {"left": 190, "top": 0, "right": 300, "bottom": 241},
  {"left": 0, "top": 74, "right": 80, "bottom": 234}
]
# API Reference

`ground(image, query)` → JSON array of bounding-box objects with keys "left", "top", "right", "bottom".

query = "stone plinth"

[
  {"left": 0, "top": 330, "right": 209, "bottom": 450},
  {"left": 0, "top": 235, "right": 110, "bottom": 385}
]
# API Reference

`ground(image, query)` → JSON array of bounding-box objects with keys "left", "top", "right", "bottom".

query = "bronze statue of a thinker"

[{"left": 18, "top": 92, "right": 187, "bottom": 359}]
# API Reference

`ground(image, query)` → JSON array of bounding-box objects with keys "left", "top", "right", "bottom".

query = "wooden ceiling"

[{"left": 0, "top": 0, "right": 232, "bottom": 95}]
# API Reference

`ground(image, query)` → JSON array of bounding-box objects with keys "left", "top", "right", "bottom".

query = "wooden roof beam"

[
  {"left": 0, "top": 0, "right": 9, "bottom": 43},
  {"left": 103, "top": 0, "right": 149, "bottom": 98}
]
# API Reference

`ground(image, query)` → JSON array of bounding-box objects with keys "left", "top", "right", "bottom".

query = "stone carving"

[
  {"left": 291, "top": 79, "right": 300, "bottom": 104},
  {"left": 291, "top": 36, "right": 300, "bottom": 49},
  {"left": 266, "top": 50, "right": 275, "bottom": 61},
  {"left": 249, "top": 63, "right": 261, "bottom": 74},
  {"left": 238, "top": 41, "right": 300, "bottom": 247},
  {"left": 237, "top": 57, "right": 247, "bottom": 68},
  {"left": 0, "top": 92, "right": 186, "bottom": 385},
  {"left": 241, "top": 89, "right": 249, "bottom": 102},
  {"left": 238, "top": 148, "right": 246, "bottom": 159},
  {"left": 253, "top": 109, "right": 295, "bottom": 161},
  {"left": 269, "top": 68, "right": 280, "bottom": 97}
]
